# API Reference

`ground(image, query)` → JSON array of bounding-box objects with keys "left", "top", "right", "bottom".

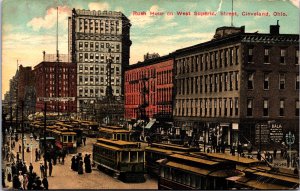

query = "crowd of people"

[
  {"left": 8, "top": 160, "right": 49, "bottom": 190},
  {"left": 71, "top": 153, "right": 92, "bottom": 174}
]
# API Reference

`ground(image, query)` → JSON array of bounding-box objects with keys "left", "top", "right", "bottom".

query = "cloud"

[
  {"left": 88, "top": 2, "right": 110, "bottom": 11},
  {"left": 157, "top": 22, "right": 178, "bottom": 30},
  {"left": 289, "top": 0, "right": 299, "bottom": 7},
  {"left": 115, "top": 6, "right": 124, "bottom": 12},
  {"left": 27, "top": 6, "right": 71, "bottom": 31}
]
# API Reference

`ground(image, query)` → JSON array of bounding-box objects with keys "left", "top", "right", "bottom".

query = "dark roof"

[
  {"left": 126, "top": 53, "right": 174, "bottom": 71},
  {"left": 175, "top": 32, "right": 299, "bottom": 56},
  {"left": 34, "top": 61, "right": 76, "bottom": 70}
]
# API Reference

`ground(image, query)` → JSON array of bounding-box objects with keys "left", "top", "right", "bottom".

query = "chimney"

[
  {"left": 270, "top": 20, "right": 280, "bottom": 35},
  {"left": 43, "top": 51, "right": 46, "bottom": 61}
]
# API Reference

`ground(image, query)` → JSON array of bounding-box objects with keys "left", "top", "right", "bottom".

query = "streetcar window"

[
  {"left": 160, "top": 167, "right": 165, "bottom": 177},
  {"left": 117, "top": 134, "right": 120, "bottom": 140},
  {"left": 68, "top": 136, "right": 72, "bottom": 142},
  {"left": 185, "top": 173, "right": 191, "bottom": 186},
  {"left": 63, "top": 136, "right": 67, "bottom": 142},
  {"left": 130, "top": 152, "right": 137, "bottom": 163},
  {"left": 191, "top": 174, "right": 196, "bottom": 188},
  {"left": 122, "top": 152, "right": 129, "bottom": 162},
  {"left": 138, "top": 152, "right": 144, "bottom": 162}
]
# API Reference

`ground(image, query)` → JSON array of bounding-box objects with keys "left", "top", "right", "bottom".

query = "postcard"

[{"left": 1, "top": 0, "right": 299, "bottom": 190}]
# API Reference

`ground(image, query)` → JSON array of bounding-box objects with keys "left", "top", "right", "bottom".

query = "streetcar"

[
  {"left": 157, "top": 153, "right": 240, "bottom": 190},
  {"left": 145, "top": 143, "right": 200, "bottom": 177},
  {"left": 98, "top": 126, "right": 131, "bottom": 141},
  {"left": 80, "top": 121, "right": 99, "bottom": 137},
  {"left": 93, "top": 138, "right": 145, "bottom": 182},
  {"left": 47, "top": 127, "right": 77, "bottom": 153}
]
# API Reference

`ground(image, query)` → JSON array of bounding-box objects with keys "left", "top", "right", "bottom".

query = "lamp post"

[
  {"left": 30, "top": 133, "right": 33, "bottom": 163},
  {"left": 5, "top": 126, "right": 14, "bottom": 162},
  {"left": 23, "top": 135, "right": 27, "bottom": 161}
]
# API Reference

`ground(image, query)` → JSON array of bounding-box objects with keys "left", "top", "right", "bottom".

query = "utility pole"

[
  {"left": 16, "top": 61, "right": 19, "bottom": 132},
  {"left": 43, "top": 102, "right": 47, "bottom": 176},
  {"left": 21, "top": 101, "right": 24, "bottom": 162}
]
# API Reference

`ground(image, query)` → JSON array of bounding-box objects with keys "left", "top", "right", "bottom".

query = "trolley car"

[
  {"left": 93, "top": 138, "right": 145, "bottom": 182},
  {"left": 47, "top": 127, "right": 77, "bottom": 153},
  {"left": 98, "top": 126, "right": 131, "bottom": 141},
  {"left": 81, "top": 121, "right": 99, "bottom": 137},
  {"left": 157, "top": 153, "right": 240, "bottom": 190},
  {"left": 145, "top": 143, "right": 200, "bottom": 177}
]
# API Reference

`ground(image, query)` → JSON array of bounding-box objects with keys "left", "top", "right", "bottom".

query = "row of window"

[
  {"left": 78, "top": 87, "right": 120, "bottom": 97},
  {"left": 78, "top": 64, "right": 120, "bottom": 74},
  {"left": 248, "top": 47, "right": 299, "bottom": 64},
  {"left": 78, "top": 75, "right": 120, "bottom": 85},
  {"left": 77, "top": 18, "right": 121, "bottom": 34},
  {"left": 125, "top": 68, "right": 156, "bottom": 82},
  {"left": 246, "top": 99, "right": 299, "bottom": 117},
  {"left": 45, "top": 74, "right": 75, "bottom": 80},
  {"left": 176, "top": 46, "right": 239, "bottom": 74},
  {"left": 157, "top": 70, "right": 172, "bottom": 85},
  {"left": 177, "top": 72, "right": 239, "bottom": 95},
  {"left": 126, "top": 80, "right": 156, "bottom": 94},
  {"left": 78, "top": 52, "right": 121, "bottom": 63},
  {"left": 78, "top": 41, "right": 121, "bottom": 52},
  {"left": 41, "top": 67, "right": 76, "bottom": 73},
  {"left": 175, "top": 97, "right": 239, "bottom": 117},
  {"left": 247, "top": 73, "right": 299, "bottom": 90}
]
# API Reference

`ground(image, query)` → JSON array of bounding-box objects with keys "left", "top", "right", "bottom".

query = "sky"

[{"left": 1, "top": 0, "right": 299, "bottom": 98}]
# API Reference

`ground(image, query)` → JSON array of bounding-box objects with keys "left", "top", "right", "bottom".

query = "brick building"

[
  {"left": 68, "top": 9, "right": 131, "bottom": 111},
  {"left": 173, "top": 23, "right": 299, "bottom": 147},
  {"left": 17, "top": 65, "right": 36, "bottom": 115},
  {"left": 34, "top": 61, "right": 77, "bottom": 113},
  {"left": 124, "top": 55, "right": 174, "bottom": 122}
]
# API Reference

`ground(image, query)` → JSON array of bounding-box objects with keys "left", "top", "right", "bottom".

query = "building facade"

[
  {"left": 34, "top": 61, "right": 77, "bottom": 113},
  {"left": 125, "top": 55, "right": 174, "bottom": 121},
  {"left": 173, "top": 23, "right": 299, "bottom": 147},
  {"left": 68, "top": 9, "right": 131, "bottom": 111}
]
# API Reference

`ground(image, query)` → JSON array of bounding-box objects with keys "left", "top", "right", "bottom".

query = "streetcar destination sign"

[{"left": 37, "top": 97, "right": 75, "bottom": 102}]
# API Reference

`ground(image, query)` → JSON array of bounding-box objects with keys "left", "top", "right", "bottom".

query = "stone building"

[
  {"left": 173, "top": 23, "right": 299, "bottom": 148},
  {"left": 68, "top": 9, "right": 131, "bottom": 112}
]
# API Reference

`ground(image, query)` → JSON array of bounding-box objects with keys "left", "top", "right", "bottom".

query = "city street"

[{"left": 5, "top": 134, "right": 157, "bottom": 189}]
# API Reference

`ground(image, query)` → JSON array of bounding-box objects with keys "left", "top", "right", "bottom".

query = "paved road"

[{"left": 4, "top": 134, "right": 158, "bottom": 189}]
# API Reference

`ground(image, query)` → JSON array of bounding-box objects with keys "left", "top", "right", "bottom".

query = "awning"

[{"left": 145, "top": 120, "right": 156, "bottom": 129}]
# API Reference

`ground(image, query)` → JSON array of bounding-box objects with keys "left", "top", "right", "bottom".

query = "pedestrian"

[
  {"left": 257, "top": 150, "right": 261, "bottom": 161},
  {"left": 78, "top": 160, "right": 84, "bottom": 174},
  {"left": 38, "top": 149, "right": 42, "bottom": 160},
  {"left": 62, "top": 150, "right": 66, "bottom": 165},
  {"left": 12, "top": 174, "right": 20, "bottom": 189},
  {"left": 49, "top": 161, "right": 53, "bottom": 177},
  {"left": 29, "top": 163, "right": 33, "bottom": 174},
  {"left": 35, "top": 148, "right": 39, "bottom": 161},
  {"left": 16, "top": 152, "right": 20, "bottom": 161},
  {"left": 26, "top": 144, "right": 30, "bottom": 152},
  {"left": 71, "top": 156, "right": 75, "bottom": 170},
  {"left": 82, "top": 136, "right": 86, "bottom": 146},
  {"left": 40, "top": 164, "right": 45, "bottom": 178},
  {"left": 22, "top": 162, "right": 28, "bottom": 175},
  {"left": 23, "top": 174, "right": 28, "bottom": 190},
  {"left": 2, "top": 169, "right": 6, "bottom": 188},
  {"left": 86, "top": 154, "right": 92, "bottom": 173},
  {"left": 287, "top": 155, "right": 291, "bottom": 168},
  {"left": 19, "top": 144, "right": 21, "bottom": 153},
  {"left": 42, "top": 177, "right": 49, "bottom": 190},
  {"left": 274, "top": 148, "right": 277, "bottom": 159},
  {"left": 18, "top": 171, "right": 24, "bottom": 189}
]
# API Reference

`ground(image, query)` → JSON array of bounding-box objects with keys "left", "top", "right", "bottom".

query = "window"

[
  {"left": 248, "top": 73, "right": 254, "bottom": 89},
  {"left": 224, "top": 73, "right": 228, "bottom": 91},
  {"left": 84, "top": 42, "right": 89, "bottom": 50},
  {"left": 279, "top": 99, "right": 284, "bottom": 116},
  {"left": 280, "top": 49, "right": 286, "bottom": 64},
  {"left": 235, "top": 98, "right": 238, "bottom": 116},
  {"left": 236, "top": 47, "right": 239, "bottom": 65},
  {"left": 224, "top": 49, "right": 228, "bottom": 66},
  {"left": 229, "top": 73, "right": 233, "bottom": 91},
  {"left": 79, "top": 42, "right": 83, "bottom": 50},
  {"left": 205, "top": 99, "right": 208, "bottom": 116},
  {"left": 296, "top": 50, "right": 299, "bottom": 65},
  {"left": 214, "top": 99, "right": 217, "bottom": 116},
  {"left": 248, "top": 48, "right": 253, "bottom": 63},
  {"left": 209, "top": 99, "right": 212, "bottom": 116},
  {"left": 263, "top": 100, "right": 269, "bottom": 116},
  {"left": 247, "top": 99, "right": 253, "bottom": 116},
  {"left": 230, "top": 99, "right": 233, "bottom": 116},
  {"left": 95, "top": 43, "right": 99, "bottom": 51},
  {"left": 296, "top": 100, "right": 299, "bottom": 116},
  {"left": 219, "top": 99, "right": 222, "bottom": 116},
  {"left": 279, "top": 73, "right": 285, "bottom": 90},
  {"left": 235, "top": 72, "right": 239, "bottom": 90},
  {"left": 296, "top": 74, "right": 299, "bottom": 90},
  {"left": 264, "top": 48, "right": 270, "bottom": 64},
  {"left": 264, "top": 73, "right": 269, "bottom": 90},
  {"left": 224, "top": 99, "right": 227, "bottom": 116}
]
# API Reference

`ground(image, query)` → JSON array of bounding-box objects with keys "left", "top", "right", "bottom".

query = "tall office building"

[{"left": 68, "top": 9, "right": 131, "bottom": 112}]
